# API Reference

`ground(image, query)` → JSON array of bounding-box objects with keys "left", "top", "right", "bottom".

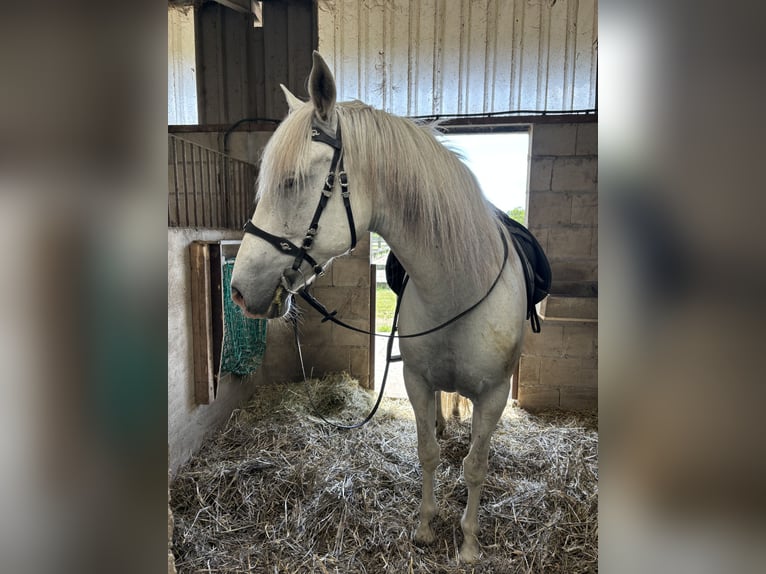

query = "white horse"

[{"left": 231, "top": 52, "right": 527, "bottom": 563}]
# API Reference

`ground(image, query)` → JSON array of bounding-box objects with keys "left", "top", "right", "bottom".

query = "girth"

[{"left": 243, "top": 122, "right": 357, "bottom": 280}]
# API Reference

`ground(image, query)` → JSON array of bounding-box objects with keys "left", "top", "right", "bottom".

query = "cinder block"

[
  {"left": 542, "top": 296, "right": 597, "bottom": 322},
  {"left": 571, "top": 191, "right": 598, "bottom": 227},
  {"left": 313, "top": 268, "right": 334, "bottom": 288},
  {"left": 528, "top": 192, "right": 572, "bottom": 226},
  {"left": 575, "top": 123, "right": 598, "bottom": 156},
  {"left": 519, "top": 355, "right": 541, "bottom": 384},
  {"left": 579, "top": 368, "right": 598, "bottom": 388},
  {"left": 590, "top": 226, "right": 598, "bottom": 257},
  {"left": 532, "top": 124, "right": 578, "bottom": 156},
  {"left": 333, "top": 256, "right": 371, "bottom": 287},
  {"left": 518, "top": 385, "right": 560, "bottom": 411},
  {"left": 259, "top": 323, "right": 301, "bottom": 380},
  {"left": 540, "top": 357, "right": 581, "bottom": 387},
  {"left": 548, "top": 227, "right": 593, "bottom": 259},
  {"left": 551, "top": 157, "right": 597, "bottom": 192},
  {"left": 551, "top": 281, "right": 597, "bottom": 297},
  {"left": 548, "top": 259, "right": 598, "bottom": 282},
  {"left": 301, "top": 345, "right": 349, "bottom": 378},
  {"left": 559, "top": 386, "right": 597, "bottom": 411},
  {"left": 333, "top": 322, "right": 369, "bottom": 347},
  {"left": 528, "top": 226, "right": 549, "bottom": 252},
  {"left": 572, "top": 191, "right": 597, "bottom": 208},
  {"left": 562, "top": 323, "right": 597, "bottom": 358},
  {"left": 571, "top": 203, "right": 597, "bottom": 227},
  {"left": 303, "top": 286, "right": 369, "bottom": 320},
  {"left": 581, "top": 357, "right": 598, "bottom": 370},
  {"left": 529, "top": 157, "right": 554, "bottom": 191},
  {"left": 309, "top": 287, "right": 368, "bottom": 321},
  {"left": 295, "top": 311, "right": 332, "bottom": 341},
  {"left": 522, "top": 324, "right": 564, "bottom": 357},
  {"left": 352, "top": 232, "right": 371, "bottom": 253}
]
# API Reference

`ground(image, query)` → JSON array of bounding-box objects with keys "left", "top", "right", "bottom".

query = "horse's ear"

[
  {"left": 308, "top": 51, "right": 336, "bottom": 122},
  {"left": 280, "top": 84, "right": 304, "bottom": 113}
]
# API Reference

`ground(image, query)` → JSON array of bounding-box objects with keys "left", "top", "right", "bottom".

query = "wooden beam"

[
  {"left": 190, "top": 242, "right": 216, "bottom": 404},
  {"left": 214, "top": 0, "right": 251, "bottom": 14}
]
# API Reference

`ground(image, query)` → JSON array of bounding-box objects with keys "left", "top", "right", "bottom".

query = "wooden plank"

[
  {"left": 209, "top": 243, "right": 224, "bottom": 398},
  {"left": 286, "top": 0, "right": 315, "bottom": 99},
  {"left": 214, "top": 0, "right": 250, "bottom": 14},
  {"left": 248, "top": 15, "right": 266, "bottom": 117},
  {"left": 190, "top": 242, "right": 216, "bottom": 404},
  {"left": 440, "top": 391, "right": 472, "bottom": 421},
  {"left": 196, "top": 2, "right": 225, "bottom": 124},
  {"left": 263, "top": 0, "right": 289, "bottom": 119},
  {"left": 223, "top": 8, "right": 249, "bottom": 121}
]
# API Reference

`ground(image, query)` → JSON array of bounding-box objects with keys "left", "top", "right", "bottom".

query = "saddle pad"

[
  {"left": 493, "top": 207, "right": 552, "bottom": 310},
  {"left": 385, "top": 249, "right": 407, "bottom": 296}
]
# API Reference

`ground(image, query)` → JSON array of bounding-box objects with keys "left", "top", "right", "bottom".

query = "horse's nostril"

[{"left": 231, "top": 286, "right": 245, "bottom": 306}]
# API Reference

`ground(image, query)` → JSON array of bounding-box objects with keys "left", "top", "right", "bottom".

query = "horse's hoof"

[
  {"left": 459, "top": 540, "right": 481, "bottom": 563},
  {"left": 413, "top": 525, "right": 436, "bottom": 545}
]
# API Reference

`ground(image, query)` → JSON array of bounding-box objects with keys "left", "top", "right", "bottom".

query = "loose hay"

[{"left": 171, "top": 374, "right": 598, "bottom": 573}]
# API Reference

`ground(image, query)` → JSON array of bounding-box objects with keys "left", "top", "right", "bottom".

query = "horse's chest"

[{"left": 401, "top": 337, "right": 493, "bottom": 391}]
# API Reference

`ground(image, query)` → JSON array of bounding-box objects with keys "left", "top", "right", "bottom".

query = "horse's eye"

[{"left": 283, "top": 177, "right": 295, "bottom": 190}]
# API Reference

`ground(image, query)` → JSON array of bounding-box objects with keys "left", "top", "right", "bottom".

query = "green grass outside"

[{"left": 375, "top": 284, "right": 397, "bottom": 333}]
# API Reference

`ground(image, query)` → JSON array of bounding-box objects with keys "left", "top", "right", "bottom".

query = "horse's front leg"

[
  {"left": 403, "top": 365, "right": 440, "bottom": 545},
  {"left": 459, "top": 380, "right": 510, "bottom": 563}
]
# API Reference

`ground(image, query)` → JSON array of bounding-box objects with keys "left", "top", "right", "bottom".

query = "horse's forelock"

[{"left": 258, "top": 104, "right": 315, "bottom": 200}]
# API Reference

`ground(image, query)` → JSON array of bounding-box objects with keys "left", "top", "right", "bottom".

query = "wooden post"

[{"left": 189, "top": 242, "right": 216, "bottom": 404}]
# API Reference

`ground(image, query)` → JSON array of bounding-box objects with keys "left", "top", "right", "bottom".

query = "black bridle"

[{"left": 243, "top": 122, "right": 357, "bottom": 288}]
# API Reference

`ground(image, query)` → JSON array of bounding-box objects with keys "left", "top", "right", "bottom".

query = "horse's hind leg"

[
  {"left": 404, "top": 366, "right": 440, "bottom": 545},
  {"left": 459, "top": 380, "right": 510, "bottom": 563}
]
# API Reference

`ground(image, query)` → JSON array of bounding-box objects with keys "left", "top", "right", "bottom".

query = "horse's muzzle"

[{"left": 230, "top": 282, "right": 292, "bottom": 319}]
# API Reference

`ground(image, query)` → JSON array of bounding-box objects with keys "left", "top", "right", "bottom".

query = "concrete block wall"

[
  {"left": 528, "top": 121, "right": 598, "bottom": 294},
  {"left": 520, "top": 120, "right": 598, "bottom": 411},
  {"left": 291, "top": 234, "right": 373, "bottom": 389}
]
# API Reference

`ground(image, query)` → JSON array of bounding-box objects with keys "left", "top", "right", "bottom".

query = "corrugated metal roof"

[{"left": 317, "top": 0, "right": 597, "bottom": 116}]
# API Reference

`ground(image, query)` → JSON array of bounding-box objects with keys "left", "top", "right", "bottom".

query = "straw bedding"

[{"left": 171, "top": 375, "right": 598, "bottom": 573}]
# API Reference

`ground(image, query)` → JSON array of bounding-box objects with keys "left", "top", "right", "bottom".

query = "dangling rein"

[{"left": 294, "top": 230, "right": 510, "bottom": 430}]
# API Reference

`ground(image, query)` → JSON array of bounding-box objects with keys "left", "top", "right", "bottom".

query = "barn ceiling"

[{"left": 318, "top": 0, "right": 597, "bottom": 117}]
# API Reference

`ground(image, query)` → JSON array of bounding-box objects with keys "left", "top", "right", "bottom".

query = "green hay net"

[{"left": 220, "top": 259, "right": 268, "bottom": 376}]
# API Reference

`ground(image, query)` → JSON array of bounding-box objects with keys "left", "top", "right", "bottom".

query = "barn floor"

[{"left": 170, "top": 375, "right": 598, "bottom": 573}]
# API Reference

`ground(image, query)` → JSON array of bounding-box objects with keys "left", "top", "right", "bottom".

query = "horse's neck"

[{"left": 376, "top": 225, "right": 493, "bottom": 318}]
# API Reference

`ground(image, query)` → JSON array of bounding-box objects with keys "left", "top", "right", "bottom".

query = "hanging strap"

[
  {"left": 242, "top": 220, "right": 321, "bottom": 272},
  {"left": 293, "top": 277, "right": 405, "bottom": 429},
  {"left": 299, "top": 229, "right": 508, "bottom": 339}
]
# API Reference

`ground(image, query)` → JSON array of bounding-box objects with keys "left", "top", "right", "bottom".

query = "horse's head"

[{"left": 231, "top": 52, "right": 369, "bottom": 318}]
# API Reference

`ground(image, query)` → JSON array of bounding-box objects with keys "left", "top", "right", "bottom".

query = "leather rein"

[{"left": 242, "top": 122, "right": 509, "bottom": 429}]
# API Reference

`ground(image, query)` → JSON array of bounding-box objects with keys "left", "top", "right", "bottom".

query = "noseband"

[{"left": 242, "top": 123, "right": 357, "bottom": 286}]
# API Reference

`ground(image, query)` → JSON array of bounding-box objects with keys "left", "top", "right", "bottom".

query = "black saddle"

[{"left": 384, "top": 208, "right": 551, "bottom": 332}]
